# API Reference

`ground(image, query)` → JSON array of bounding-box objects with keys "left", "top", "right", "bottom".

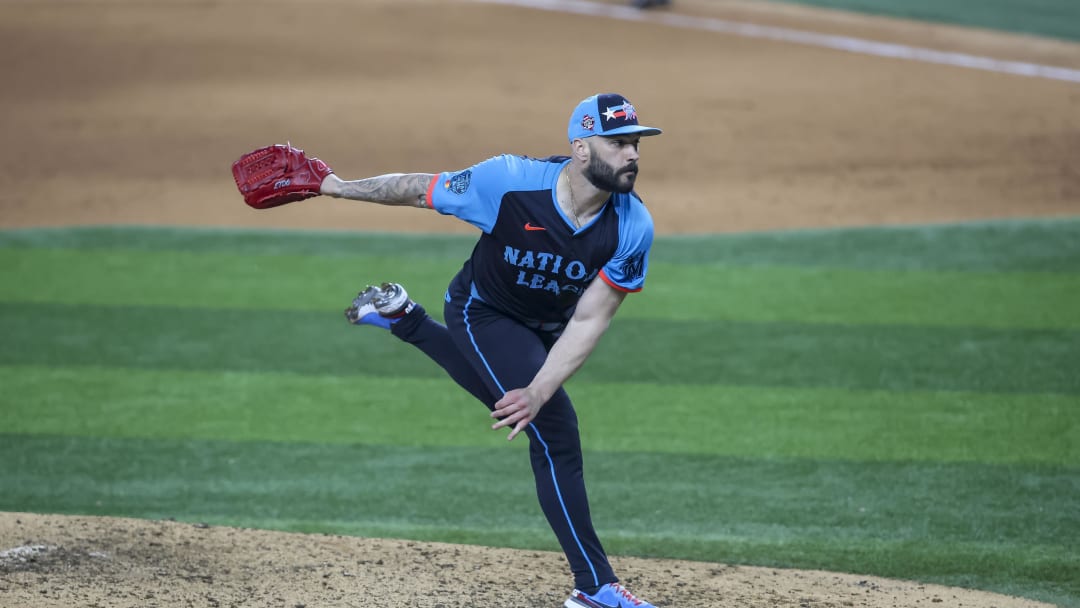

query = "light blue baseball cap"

[{"left": 567, "top": 93, "right": 662, "bottom": 142}]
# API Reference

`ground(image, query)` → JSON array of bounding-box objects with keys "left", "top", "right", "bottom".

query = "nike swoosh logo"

[
  {"left": 574, "top": 596, "right": 621, "bottom": 608},
  {"left": 524, "top": 222, "right": 546, "bottom": 231}
]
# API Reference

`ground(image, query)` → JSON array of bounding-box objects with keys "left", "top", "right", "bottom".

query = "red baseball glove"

[{"left": 231, "top": 144, "right": 333, "bottom": 209}]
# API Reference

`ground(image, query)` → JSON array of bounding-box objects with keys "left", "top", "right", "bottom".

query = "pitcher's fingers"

[
  {"left": 491, "top": 402, "right": 518, "bottom": 419},
  {"left": 491, "top": 411, "right": 522, "bottom": 430},
  {"left": 506, "top": 421, "right": 528, "bottom": 441}
]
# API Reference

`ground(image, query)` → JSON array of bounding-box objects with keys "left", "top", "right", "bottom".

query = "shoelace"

[{"left": 610, "top": 583, "right": 644, "bottom": 606}]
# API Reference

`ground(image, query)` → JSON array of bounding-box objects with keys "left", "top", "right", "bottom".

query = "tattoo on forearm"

[{"left": 336, "top": 173, "right": 434, "bottom": 208}]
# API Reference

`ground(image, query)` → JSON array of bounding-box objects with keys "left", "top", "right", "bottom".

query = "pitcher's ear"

[{"left": 570, "top": 137, "right": 591, "bottom": 161}]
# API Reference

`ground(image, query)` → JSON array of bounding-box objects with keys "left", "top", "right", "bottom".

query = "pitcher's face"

[{"left": 584, "top": 135, "right": 641, "bottom": 193}]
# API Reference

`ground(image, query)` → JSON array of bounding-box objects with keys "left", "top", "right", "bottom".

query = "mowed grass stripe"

[
  {"left": 657, "top": 217, "right": 1080, "bottom": 272},
  {"left": 3, "top": 247, "right": 1079, "bottom": 329},
  {"left": 5, "top": 433, "right": 1075, "bottom": 550},
  {"left": 0, "top": 247, "right": 461, "bottom": 314},
  {"left": 3, "top": 218, "right": 1079, "bottom": 272},
  {"left": 2, "top": 366, "right": 1075, "bottom": 465},
  {"left": 2, "top": 302, "right": 1076, "bottom": 394},
  {"left": 632, "top": 263, "right": 1080, "bottom": 328},
  {"left": 3, "top": 434, "right": 1076, "bottom": 605},
  {"left": 0, "top": 226, "right": 479, "bottom": 261},
  {"left": 772, "top": 0, "right": 1080, "bottom": 42},
  {"left": 0, "top": 366, "right": 510, "bottom": 450}
]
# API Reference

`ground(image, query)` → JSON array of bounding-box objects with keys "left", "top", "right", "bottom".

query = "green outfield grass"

[
  {"left": 5, "top": 247, "right": 1078, "bottom": 328},
  {"left": 1, "top": 219, "right": 1078, "bottom": 606},
  {"left": 770, "top": 0, "right": 1080, "bottom": 41}
]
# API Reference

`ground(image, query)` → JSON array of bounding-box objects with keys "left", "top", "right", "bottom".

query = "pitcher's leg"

[
  {"left": 525, "top": 391, "right": 616, "bottom": 591},
  {"left": 444, "top": 295, "right": 615, "bottom": 591},
  {"left": 345, "top": 282, "right": 495, "bottom": 406},
  {"left": 390, "top": 303, "right": 496, "bottom": 407}
]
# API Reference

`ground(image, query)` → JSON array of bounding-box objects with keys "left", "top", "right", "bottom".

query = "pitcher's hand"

[{"left": 491, "top": 387, "right": 545, "bottom": 441}]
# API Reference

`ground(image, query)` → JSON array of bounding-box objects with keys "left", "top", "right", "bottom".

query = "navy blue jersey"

[{"left": 426, "top": 154, "right": 653, "bottom": 324}]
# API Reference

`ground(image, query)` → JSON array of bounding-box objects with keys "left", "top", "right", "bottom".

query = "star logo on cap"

[{"left": 602, "top": 100, "right": 637, "bottom": 122}]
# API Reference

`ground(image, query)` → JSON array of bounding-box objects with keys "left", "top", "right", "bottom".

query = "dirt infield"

[
  {"left": 1, "top": 0, "right": 1077, "bottom": 606},
  {"left": 0, "top": 512, "right": 1056, "bottom": 608},
  {"left": 3, "top": 0, "right": 1078, "bottom": 235}
]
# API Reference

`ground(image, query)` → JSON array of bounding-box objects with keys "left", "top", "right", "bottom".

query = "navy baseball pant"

[{"left": 388, "top": 281, "right": 615, "bottom": 593}]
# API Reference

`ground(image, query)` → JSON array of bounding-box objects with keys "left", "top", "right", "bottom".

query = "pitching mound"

[{"left": 0, "top": 512, "right": 1051, "bottom": 608}]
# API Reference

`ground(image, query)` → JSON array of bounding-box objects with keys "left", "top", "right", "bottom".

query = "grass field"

[
  {"left": 774, "top": 0, "right": 1080, "bottom": 41},
  {"left": 1, "top": 219, "right": 1078, "bottom": 606}
]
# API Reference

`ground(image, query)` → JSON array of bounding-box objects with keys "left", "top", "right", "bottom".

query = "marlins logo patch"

[
  {"left": 444, "top": 170, "right": 472, "bottom": 194},
  {"left": 620, "top": 252, "right": 646, "bottom": 282}
]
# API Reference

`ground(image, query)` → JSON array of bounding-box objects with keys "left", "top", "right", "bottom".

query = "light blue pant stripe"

[
  {"left": 528, "top": 422, "right": 600, "bottom": 588},
  {"left": 462, "top": 294, "right": 599, "bottom": 587},
  {"left": 463, "top": 293, "right": 505, "bottom": 394}
]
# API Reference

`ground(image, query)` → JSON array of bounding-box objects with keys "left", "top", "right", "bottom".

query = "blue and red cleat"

[
  {"left": 344, "top": 282, "right": 412, "bottom": 329},
  {"left": 566, "top": 582, "right": 657, "bottom": 608}
]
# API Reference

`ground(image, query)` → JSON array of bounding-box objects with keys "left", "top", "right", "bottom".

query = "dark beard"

[{"left": 584, "top": 155, "right": 638, "bottom": 194}]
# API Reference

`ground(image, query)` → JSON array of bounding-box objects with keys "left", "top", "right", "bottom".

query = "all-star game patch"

[
  {"left": 445, "top": 170, "right": 472, "bottom": 194},
  {"left": 581, "top": 114, "right": 595, "bottom": 132}
]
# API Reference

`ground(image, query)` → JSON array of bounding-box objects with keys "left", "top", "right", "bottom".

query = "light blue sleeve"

[
  {"left": 599, "top": 197, "right": 653, "bottom": 293},
  {"left": 427, "top": 155, "right": 518, "bottom": 233}
]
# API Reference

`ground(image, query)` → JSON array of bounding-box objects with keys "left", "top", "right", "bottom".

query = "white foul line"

[{"left": 469, "top": 0, "right": 1080, "bottom": 84}]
